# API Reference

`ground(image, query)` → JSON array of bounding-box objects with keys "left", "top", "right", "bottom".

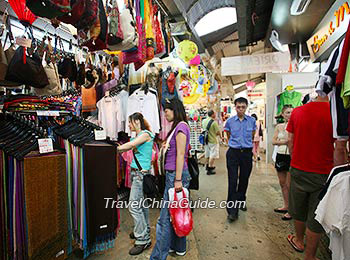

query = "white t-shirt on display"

[{"left": 315, "top": 168, "right": 350, "bottom": 260}]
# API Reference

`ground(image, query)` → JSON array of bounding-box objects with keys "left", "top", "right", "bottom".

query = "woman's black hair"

[
  {"left": 164, "top": 98, "right": 188, "bottom": 138},
  {"left": 129, "top": 112, "right": 151, "bottom": 131},
  {"left": 251, "top": 114, "right": 258, "bottom": 120},
  {"left": 282, "top": 104, "right": 293, "bottom": 113}
]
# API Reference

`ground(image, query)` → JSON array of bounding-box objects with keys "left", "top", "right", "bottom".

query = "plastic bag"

[{"left": 169, "top": 188, "right": 193, "bottom": 237}]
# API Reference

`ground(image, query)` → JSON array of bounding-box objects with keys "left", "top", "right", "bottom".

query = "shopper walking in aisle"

[
  {"left": 202, "top": 110, "right": 221, "bottom": 175},
  {"left": 224, "top": 97, "right": 256, "bottom": 222},
  {"left": 251, "top": 114, "right": 261, "bottom": 162},
  {"left": 150, "top": 98, "right": 191, "bottom": 260},
  {"left": 117, "top": 113, "right": 154, "bottom": 255},
  {"left": 286, "top": 95, "right": 343, "bottom": 260},
  {"left": 272, "top": 105, "right": 293, "bottom": 221}
]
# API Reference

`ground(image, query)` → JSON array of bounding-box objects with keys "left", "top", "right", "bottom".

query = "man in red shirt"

[{"left": 286, "top": 95, "right": 347, "bottom": 260}]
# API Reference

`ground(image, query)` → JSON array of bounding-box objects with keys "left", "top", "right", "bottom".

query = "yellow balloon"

[
  {"left": 203, "top": 80, "right": 210, "bottom": 97},
  {"left": 177, "top": 40, "right": 198, "bottom": 63},
  {"left": 183, "top": 94, "right": 201, "bottom": 104},
  {"left": 190, "top": 66, "right": 199, "bottom": 80}
]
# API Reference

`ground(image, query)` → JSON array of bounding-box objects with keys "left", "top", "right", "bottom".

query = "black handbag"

[
  {"left": 188, "top": 153, "right": 199, "bottom": 190},
  {"left": 6, "top": 47, "right": 49, "bottom": 88},
  {"left": 133, "top": 150, "right": 159, "bottom": 197},
  {"left": 58, "top": 56, "right": 78, "bottom": 82}
]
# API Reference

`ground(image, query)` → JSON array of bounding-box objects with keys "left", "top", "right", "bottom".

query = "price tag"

[
  {"left": 16, "top": 37, "right": 32, "bottom": 48},
  {"left": 94, "top": 129, "right": 106, "bottom": 140},
  {"left": 38, "top": 138, "right": 54, "bottom": 154},
  {"left": 36, "top": 111, "right": 60, "bottom": 116}
]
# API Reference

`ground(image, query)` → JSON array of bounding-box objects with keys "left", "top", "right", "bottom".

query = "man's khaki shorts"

[
  {"left": 289, "top": 167, "right": 328, "bottom": 233},
  {"left": 204, "top": 143, "right": 219, "bottom": 159}
]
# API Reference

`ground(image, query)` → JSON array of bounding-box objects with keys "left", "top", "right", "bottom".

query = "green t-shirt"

[{"left": 202, "top": 117, "right": 220, "bottom": 144}]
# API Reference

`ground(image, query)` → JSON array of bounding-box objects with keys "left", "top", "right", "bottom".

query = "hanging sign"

[
  {"left": 16, "top": 37, "right": 32, "bottom": 48},
  {"left": 307, "top": 1, "right": 350, "bottom": 62},
  {"left": 94, "top": 129, "right": 106, "bottom": 140},
  {"left": 37, "top": 111, "right": 60, "bottom": 116},
  {"left": 221, "top": 52, "right": 290, "bottom": 76},
  {"left": 38, "top": 138, "right": 54, "bottom": 154}
]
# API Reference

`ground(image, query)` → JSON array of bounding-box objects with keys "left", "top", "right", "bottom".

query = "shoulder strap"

[
  {"left": 206, "top": 119, "right": 214, "bottom": 131},
  {"left": 166, "top": 121, "right": 187, "bottom": 146},
  {"left": 132, "top": 150, "right": 143, "bottom": 171}
]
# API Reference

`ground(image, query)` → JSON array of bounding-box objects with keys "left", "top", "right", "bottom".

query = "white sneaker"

[
  {"left": 176, "top": 251, "right": 186, "bottom": 256},
  {"left": 169, "top": 249, "right": 186, "bottom": 256}
]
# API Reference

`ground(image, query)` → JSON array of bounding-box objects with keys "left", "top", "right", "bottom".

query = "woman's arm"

[
  {"left": 272, "top": 125, "right": 287, "bottom": 146},
  {"left": 117, "top": 133, "right": 151, "bottom": 153},
  {"left": 174, "top": 132, "right": 187, "bottom": 191}
]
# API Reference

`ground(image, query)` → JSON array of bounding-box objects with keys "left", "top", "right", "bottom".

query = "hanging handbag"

[
  {"left": 56, "top": 37, "right": 77, "bottom": 81},
  {"left": 82, "top": 0, "right": 108, "bottom": 51},
  {"left": 122, "top": 0, "right": 146, "bottom": 68},
  {"left": 58, "top": 0, "right": 86, "bottom": 25},
  {"left": 132, "top": 150, "right": 159, "bottom": 198},
  {"left": 107, "top": 0, "right": 124, "bottom": 45},
  {"left": 107, "top": 5, "right": 138, "bottom": 51},
  {"left": 6, "top": 46, "right": 49, "bottom": 88},
  {"left": 27, "top": 0, "right": 71, "bottom": 19},
  {"left": 73, "top": 0, "right": 98, "bottom": 30},
  {"left": 34, "top": 37, "right": 62, "bottom": 95}
]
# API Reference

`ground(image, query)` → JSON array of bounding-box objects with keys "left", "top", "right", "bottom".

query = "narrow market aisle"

[
  {"left": 191, "top": 145, "right": 331, "bottom": 260},
  {"left": 69, "top": 145, "right": 331, "bottom": 260}
]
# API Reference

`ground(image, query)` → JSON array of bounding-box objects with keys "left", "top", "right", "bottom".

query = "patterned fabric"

[{"left": 23, "top": 154, "right": 68, "bottom": 260}]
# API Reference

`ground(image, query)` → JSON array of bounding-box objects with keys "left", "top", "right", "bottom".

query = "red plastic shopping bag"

[{"left": 169, "top": 188, "right": 193, "bottom": 237}]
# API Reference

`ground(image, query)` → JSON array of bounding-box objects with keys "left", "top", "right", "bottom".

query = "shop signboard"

[
  {"left": 307, "top": 0, "right": 350, "bottom": 62},
  {"left": 221, "top": 52, "right": 290, "bottom": 76}
]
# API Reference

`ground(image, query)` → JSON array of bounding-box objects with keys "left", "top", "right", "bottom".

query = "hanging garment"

[
  {"left": 83, "top": 143, "right": 118, "bottom": 247},
  {"left": 97, "top": 96, "right": 122, "bottom": 140},
  {"left": 276, "top": 90, "right": 302, "bottom": 115},
  {"left": 82, "top": 86, "right": 97, "bottom": 112},
  {"left": 23, "top": 154, "right": 68, "bottom": 260},
  {"left": 336, "top": 21, "right": 350, "bottom": 86},
  {"left": 161, "top": 70, "right": 179, "bottom": 107},
  {"left": 315, "top": 167, "right": 350, "bottom": 260},
  {"left": 342, "top": 55, "right": 350, "bottom": 109},
  {"left": 127, "top": 88, "right": 160, "bottom": 135}
]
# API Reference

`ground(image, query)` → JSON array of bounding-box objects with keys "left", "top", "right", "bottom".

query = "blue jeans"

[
  {"left": 129, "top": 170, "right": 151, "bottom": 245},
  {"left": 150, "top": 170, "right": 191, "bottom": 260}
]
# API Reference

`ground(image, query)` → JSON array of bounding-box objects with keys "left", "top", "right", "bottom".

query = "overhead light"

[
  {"left": 290, "top": 0, "right": 312, "bottom": 16},
  {"left": 269, "top": 30, "right": 289, "bottom": 52},
  {"left": 194, "top": 7, "right": 237, "bottom": 37}
]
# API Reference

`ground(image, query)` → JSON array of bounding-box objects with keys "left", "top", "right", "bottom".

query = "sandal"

[
  {"left": 281, "top": 213, "right": 292, "bottom": 221},
  {"left": 274, "top": 208, "right": 288, "bottom": 213},
  {"left": 287, "top": 234, "right": 304, "bottom": 253}
]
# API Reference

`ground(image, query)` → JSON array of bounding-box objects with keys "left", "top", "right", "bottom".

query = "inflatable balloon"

[
  {"left": 207, "top": 79, "right": 219, "bottom": 95},
  {"left": 189, "top": 54, "right": 200, "bottom": 66},
  {"left": 190, "top": 66, "right": 199, "bottom": 80},
  {"left": 177, "top": 40, "right": 198, "bottom": 63},
  {"left": 183, "top": 94, "right": 201, "bottom": 104}
]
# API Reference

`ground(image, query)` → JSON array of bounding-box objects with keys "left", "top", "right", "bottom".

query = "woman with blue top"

[{"left": 117, "top": 112, "right": 154, "bottom": 256}]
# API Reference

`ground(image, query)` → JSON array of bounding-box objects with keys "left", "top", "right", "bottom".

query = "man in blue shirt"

[{"left": 224, "top": 97, "right": 256, "bottom": 222}]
